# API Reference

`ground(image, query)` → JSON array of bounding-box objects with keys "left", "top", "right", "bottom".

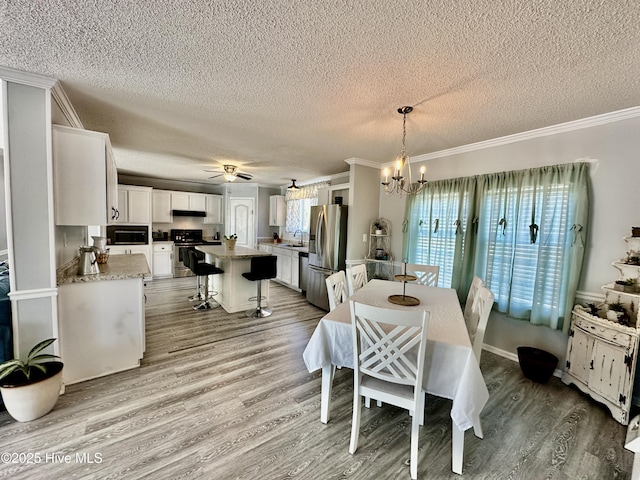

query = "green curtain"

[{"left": 403, "top": 162, "right": 589, "bottom": 332}]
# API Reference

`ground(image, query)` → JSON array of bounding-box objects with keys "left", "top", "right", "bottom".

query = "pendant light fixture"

[
  {"left": 381, "top": 106, "right": 427, "bottom": 196},
  {"left": 287, "top": 179, "right": 300, "bottom": 190}
]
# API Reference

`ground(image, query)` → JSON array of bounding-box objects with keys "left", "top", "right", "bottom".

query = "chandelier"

[{"left": 381, "top": 106, "right": 426, "bottom": 196}]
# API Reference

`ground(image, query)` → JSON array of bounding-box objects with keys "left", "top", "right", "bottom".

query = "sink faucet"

[{"left": 294, "top": 230, "right": 304, "bottom": 245}]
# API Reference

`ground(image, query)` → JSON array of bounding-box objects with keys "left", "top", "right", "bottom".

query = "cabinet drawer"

[
  {"left": 573, "top": 315, "right": 634, "bottom": 348},
  {"left": 153, "top": 243, "right": 173, "bottom": 252}
]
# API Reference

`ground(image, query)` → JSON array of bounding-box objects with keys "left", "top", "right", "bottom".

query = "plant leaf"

[
  {"left": 0, "top": 360, "right": 22, "bottom": 381},
  {"left": 27, "top": 363, "right": 47, "bottom": 380},
  {"left": 29, "top": 354, "right": 61, "bottom": 363},
  {"left": 27, "top": 338, "right": 56, "bottom": 362}
]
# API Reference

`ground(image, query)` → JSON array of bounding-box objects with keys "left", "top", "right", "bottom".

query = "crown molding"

[
  {"left": 51, "top": 82, "right": 83, "bottom": 128},
  {"left": 344, "top": 157, "right": 379, "bottom": 168},
  {"left": 380, "top": 105, "right": 640, "bottom": 169},
  {"left": 411, "top": 106, "right": 640, "bottom": 164},
  {"left": 0, "top": 66, "right": 57, "bottom": 89}
]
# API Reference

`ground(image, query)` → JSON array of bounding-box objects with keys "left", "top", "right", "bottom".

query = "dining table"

[{"left": 302, "top": 279, "right": 489, "bottom": 475}]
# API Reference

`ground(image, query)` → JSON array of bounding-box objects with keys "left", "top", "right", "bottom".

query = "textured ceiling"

[{"left": 1, "top": 0, "right": 639, "bottom": 187}]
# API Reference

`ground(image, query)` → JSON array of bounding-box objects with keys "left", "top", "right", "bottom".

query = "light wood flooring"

[{"left": 0, "top": 277, "right": 634, "bottom": 479}]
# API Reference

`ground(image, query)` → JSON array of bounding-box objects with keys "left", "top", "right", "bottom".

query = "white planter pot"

[{"left": 0, "top": 364, "right": 63, "bottom": 422}]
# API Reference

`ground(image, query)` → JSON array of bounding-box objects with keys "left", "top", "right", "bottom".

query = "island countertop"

[
  {"left": 57, "top": 253, "right": 151, "bottom": 286},
  {"left": 196, "top": 245, "right": 272, "bottom": 259}
]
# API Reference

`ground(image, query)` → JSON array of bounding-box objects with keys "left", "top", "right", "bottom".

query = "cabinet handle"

[{"left": 590, "top": 359, "right": 594, "bottom": 370}]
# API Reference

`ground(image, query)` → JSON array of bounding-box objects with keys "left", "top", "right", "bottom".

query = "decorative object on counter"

[
  {"left": 91, "top": 236, "right": 109, "bottom": 264},
  {"left": 77, "top": 246, "right": 100, "bottom": 275},
  {"left": 381, "top": 106, "right": 427, "bottom": 197},
  {"left": 96, "top": 248, "right": 110, "bottom": 264},
  {"left": 224, "top": 234, "right": 237, "bottom": 250},
  {"left": 0, "top": 338, "right": 63, "bottom": 422}
]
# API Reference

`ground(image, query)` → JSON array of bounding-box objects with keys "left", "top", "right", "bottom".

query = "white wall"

[{"left": 377, "top": 111, "right": 640, "bottom": 363}]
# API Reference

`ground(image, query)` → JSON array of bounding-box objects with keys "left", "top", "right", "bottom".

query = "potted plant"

[
  {"left": 373, "top": 222, "right": 384, "bottom": 235},
  {"left": 614, "top": 278, "right": 637, "bottom": 293},
  {"left": 224, "top": 234, "right": 237, "bottom": 250},
  {"left": 606, "top": 302, "right": 626, "bottom": 322},
  {"left": 0, "top": 338, "right": 63, "bottom": 422}
]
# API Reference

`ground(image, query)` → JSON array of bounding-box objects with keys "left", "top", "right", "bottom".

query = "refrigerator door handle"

[{"left": 317, "top": 208, "right": 325, "bottom": 259}]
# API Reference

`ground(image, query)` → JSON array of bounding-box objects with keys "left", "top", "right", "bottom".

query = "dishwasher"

[{"left": 299, "top": 251, "right": 309, "bottom": 293}]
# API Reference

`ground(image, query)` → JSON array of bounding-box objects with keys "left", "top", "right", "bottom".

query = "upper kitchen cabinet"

[
  {"left": 53, "top": 125, "right": 118, "bottom": 226},
  {"left": 171, "top": 192, "right": 206, "bottom": 211},
  {"left": 115, "top": 185, "right": 152, "bottom": 224},
  {"left": 204, "top": 194, "right": 223, "bottom": 224},
  {"left": 152, "top": 190, "right": 172, "bottom": 223},
  {"left": 269, "top": 195, "right": 285, "bottom": 227}
]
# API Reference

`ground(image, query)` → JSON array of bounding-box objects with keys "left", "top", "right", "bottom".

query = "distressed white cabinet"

[
  {"left": 269, "top": 195, "right": 285, "bottom": 227},
  {"left": 152, "top": 190, "right": 172, "bottom": 223},
  {"left": 204, "top": 194, "right": 223, "bottom": 224},
  {"left": 562, "top": 235, "right": 640, "bottom": 425},
  {"left": 270, "top": 245, "right": 301, "bottom": 289},
  {"left": 115, "top": 185, "right": 152, "bottom": 224},
  {"left": 52, "top": 125, "right": 119, "bottom": 225}
]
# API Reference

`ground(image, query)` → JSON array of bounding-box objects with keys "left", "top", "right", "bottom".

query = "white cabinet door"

[
  {"left": 565, "top": 326, "right": 593, "bottom": 386},
  {"left": 127, "top": 188, "right": 151, "bottom": 224},
  {"left": 53, "top": 125, "right": 119, "bottom": 225},
  {"left": 290, "top": 252, "right": 300, "bottom": 288},
  {"left": 171, "top": 192, "right": 189, "bottom": 210},
  {"left": 589, "top": 339, "right": 629, "bottom": 405},
  {"left": 269, "top": 195, "right": 285, "bottom": 227},
  {"left": 189, "top": 193, "right": 206, "bottom": 211},
  {"left": 204, "top": 195, "right": 223, "bottom": 224},
  {"left": 115, "top": 188, "right": 128, "bottom": 224},
  {"left": 152, "top": 190, "right": 172, "bottom": 223}
]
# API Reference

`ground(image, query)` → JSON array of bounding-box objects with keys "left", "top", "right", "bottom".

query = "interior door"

[{"left": 228, "top": 197, "right": 255, "bottom": 248}]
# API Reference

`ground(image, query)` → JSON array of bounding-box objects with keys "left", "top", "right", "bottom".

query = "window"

[
  {"left": 284, "top": 181, "right": 329, "bottom": 234},
  {"left": 405, "top": 163, "right": 589, "bottom": 331}
]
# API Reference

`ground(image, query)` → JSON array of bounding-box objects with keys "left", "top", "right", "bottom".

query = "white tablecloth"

[{"left": 302, "top": 279, "right": 489, "bottom": 432}]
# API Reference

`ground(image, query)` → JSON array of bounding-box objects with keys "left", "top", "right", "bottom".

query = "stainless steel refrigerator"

[{"left": 306, "top": 204, "right": 348, "bottom": 310}]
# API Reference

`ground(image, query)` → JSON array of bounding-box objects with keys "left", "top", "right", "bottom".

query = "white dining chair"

[
  {"left": 463, "top": 276, "right": 485, "bottom": 325},
  {"left": 346, "top": 264, "right": 368, "bottom": 297},
  {"left": 466, "top": 285, "right": 494, "bottom": 363},
  {"left": 325, "top": 270, "right": 347, "bottom": 311},
  {"left": 405, "top": 263, "right": 440, "bottom": 287},
  {"left": 349, "top": 301, "right": 430, "bottom": 480}
]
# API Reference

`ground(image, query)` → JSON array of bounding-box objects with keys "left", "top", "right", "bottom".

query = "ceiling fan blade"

[
  {"left": 208, "top": 173, "right": 223, "bottom": 179},
  {"left": 236, "top": 173, "right": 253, "bottom": 180}
]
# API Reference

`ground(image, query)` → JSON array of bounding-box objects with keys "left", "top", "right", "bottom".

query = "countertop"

[
  {"left": 196, "top": 245, "right": 272, "bottom": 259},
  {"left": 57, "top": 253, "right": 151, "bottom": 285},
  {"left": 260, "top": 242, "right": 309, "bottom": 254}
]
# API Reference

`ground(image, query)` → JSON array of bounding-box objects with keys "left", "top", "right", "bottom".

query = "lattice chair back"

[
  {"left": 325, "top": 270, "right": 347, "bottom": 311},
  {"left": 346, "top": 264, "right": 368, "bottom": 297},
  {"left": 405, "top": 264, "right": 440, "bottom": 287}
]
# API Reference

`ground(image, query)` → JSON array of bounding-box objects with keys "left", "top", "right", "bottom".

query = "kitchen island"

[
  {"left": 196, "top": 245, "right": 272, "bottom": 314},
  {"left": 57, "top": 253, "right": 149, "bottom": 385}
]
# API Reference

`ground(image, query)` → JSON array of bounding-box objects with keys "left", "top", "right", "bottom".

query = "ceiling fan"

[{"left": 205, "top": 164, "right": 253, "bottom": 182}]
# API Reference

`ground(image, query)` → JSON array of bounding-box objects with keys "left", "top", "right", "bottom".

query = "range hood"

[{"left": 172, "top": 209, "right": 206, "bottom": 217}]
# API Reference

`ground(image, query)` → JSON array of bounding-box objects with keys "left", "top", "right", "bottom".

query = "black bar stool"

[
  {"left": 183, "top": 247, "right": 205, "bottom": 301},
  {"left": 242, "top": 255, "right": 277, "bottom": 318},
  {"left": 188, "top": 249, "right": 224, "bottom": 310}
]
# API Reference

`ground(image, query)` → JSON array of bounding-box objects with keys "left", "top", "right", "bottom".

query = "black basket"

[{"left": 517, "top": 347, "right": 558, "bottom": 383}]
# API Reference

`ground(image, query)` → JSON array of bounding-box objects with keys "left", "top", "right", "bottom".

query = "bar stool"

[
  {"left": 188, "top": 249, "right": 224, "bottom": 310},
  {"left": 183, "top": 247, "right": 205, "bottom": 302},
  {"left": 242, "top": 255, "right": 277, "bottom": 318}
]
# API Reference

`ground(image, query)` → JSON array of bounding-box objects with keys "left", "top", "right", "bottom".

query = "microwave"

[{"left": 106, "top": 225, "right": 149, "bottom": 245}]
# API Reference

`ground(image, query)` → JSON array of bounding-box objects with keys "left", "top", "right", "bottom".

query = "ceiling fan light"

[
  {"left": 224, "top": 173, "right": 237, "bottom": 182},
  {"left": 287, "top": 179, "right": 299, "bottom": 190}
]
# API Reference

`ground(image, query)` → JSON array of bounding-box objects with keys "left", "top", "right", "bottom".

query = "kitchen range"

[{"left": 171, "top": 229, "right": 221, "bottom": 277}]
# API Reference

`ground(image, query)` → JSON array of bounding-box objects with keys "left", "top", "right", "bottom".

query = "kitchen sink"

[{"left": 278, "top": 243, "right": 305, "bottom": 248}]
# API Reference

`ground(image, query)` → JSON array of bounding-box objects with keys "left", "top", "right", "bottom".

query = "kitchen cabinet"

[
  {"left": 152, "top": 190, "right": 172, "bottom": 223},
  {"left": 270, "top": 245, "right": 300, "bottom": 290},
  {"left": 269, "top": 195, "right": 285, "bottom": 227},
  {"left": 52, "top": 125, "right": 119, "bottom": 225},
  {"left": 58, "top": 277, "right": 145, "bottom": 385},
  {"left": 171, "top": 192, "right": 205, "bottom": 211},
  {"left": 115, "top": 185, "right": 152, "bottom": 224},
  {"left": 152, "top": 242, "right": 174, "bottom": 278},
  {"left": 110, "top": 245, "right": 153, "bottom": 279},
  {"left": 562, "top": 235, "right": 640, "bottom": 425},
  {"left": 204, "top": 194, "right": 223, "bottom": 224}
]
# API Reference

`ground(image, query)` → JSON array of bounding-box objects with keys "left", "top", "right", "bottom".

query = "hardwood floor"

[{"left": 0, "top": 277, "right": 634, "bottom": 479}]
